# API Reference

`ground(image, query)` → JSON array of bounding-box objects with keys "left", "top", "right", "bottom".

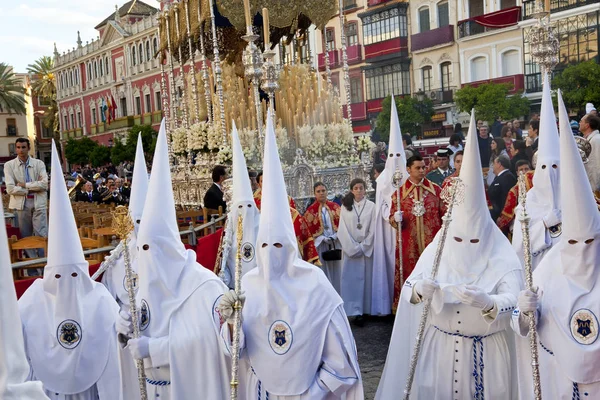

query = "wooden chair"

[
  {"left": 177, "top": 209, "right": 204, "bottom": 229},
  {"left": 9, "top": 235, "right": 48, "bottom": 279},
  {"left": 93, "top": 227, "right": 118, "bottom": 248},
  {"left": 202, "top": 206, "right": 223, "bottom": 236},
  {"left": 80, "top": 237, "right": 104, "bottom": 264}
]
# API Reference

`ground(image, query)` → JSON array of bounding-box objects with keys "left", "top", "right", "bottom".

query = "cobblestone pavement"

[{"left": 351, "top": 315, "right": 395, "bottom": 400}]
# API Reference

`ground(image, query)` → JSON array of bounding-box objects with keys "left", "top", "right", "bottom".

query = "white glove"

[
  {"left": 116, "top": 310, "right": 133, "bottom": 339},
  {"left": 543, "top": 209, "right": 561, "bottom": 228},
  {"left": 127, "top": 336, "right": 150, "bottom": 360},
  {"left": 393, "top": 211, "right": 403, "bottom": 223},
  {"left": 414, "top": 278, "right": 440, "bottom": 300},
  {"left": 217, "top": 290, "right": 246, "bottom": 324},
  {"left": 456, "top": 285, "right": 494, "bottom": 311},
  {"left": 518, "top": 289, "right": 539, "bottom": 313}
]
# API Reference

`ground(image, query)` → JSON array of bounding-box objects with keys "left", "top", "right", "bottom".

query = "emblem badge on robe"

[
  {"left": 269, "top": 320, "right": 293, "bottom": 355},
  {"left": 140, "top": 299, "right": 150, "bottom": 331},
  {"left": 411, "top": 200, "right": 426, "bottom": 217},
  {"left": 123, "top": 272, "right": 139, "bottom": 294},
  {"left": 570, "top": 309, "right": 599, "bottom": 345},
  {"left": 57, "top": 319, "right": 82, "bottom": 349},
  {"left": 241, "top": 242, "right": 255, "bottom": 262}
]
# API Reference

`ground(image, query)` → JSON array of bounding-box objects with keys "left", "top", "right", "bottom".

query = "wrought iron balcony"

[
  {"left": 523, "top": 0, "right": 600, "bottom": 19},
  {"left": 458, "top": 7, "right": 521, "bottom": 39},
  {"left": 318, "top": 50, "right": 340, "bottom": 71}
]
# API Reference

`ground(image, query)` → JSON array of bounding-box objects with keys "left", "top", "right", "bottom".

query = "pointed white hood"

[
  {"left": 18, "top": 141, "right": 118, "bottom": 395},
  {"left": 136, "top": 119, "right": 208, "bottom": 338},
  {"left": 0, "top": 194, "right": 48, "bottom": 399},
  {"left": 129, "top": 133, "right": 149, "bottom": 236},
  {"left": 530, "top": 73, "right": 561, "bottom": 211},
  {"left": 537, "top": 90, "right": 600, "bottom": 385},
  {"left": 433, "top": 111, "right": 520, "bottom": 289},
  {"left": 242, "top": 112, "right": 342, "bottom": 395},
  {"left": 220, "top": 121, "right": 260, "bottom": 287}
]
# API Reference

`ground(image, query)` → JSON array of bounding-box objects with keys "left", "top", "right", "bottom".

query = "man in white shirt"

[
  {"left": 4, "top": 138, "right": 48, "bottom": 244},
  {"left": 579, "top": 113, "right": 600, "bottom": 195}
]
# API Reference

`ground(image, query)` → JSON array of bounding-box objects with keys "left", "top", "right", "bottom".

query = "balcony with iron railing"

[
  {"left": 458, "top": 6, "right": 521, "bottom": 39},
  {"left": 89, "top": 112, "right": 162, "bottom": 135},
  {"left": 461, "top": 74, "right": 525, "bottom": 93},
  {"left": 346, "top": 44, "right": 363, "bottom": 64},
  {"left": 411, "top": 25, "right": 455, "bottom": 52},
  {"left": 523, "top": 0, "right": 600, "bottom": 18}
]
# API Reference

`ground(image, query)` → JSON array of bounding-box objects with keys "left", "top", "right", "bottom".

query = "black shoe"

[{"left": 354, "top": 315, "right": 365, "bottom": 327}]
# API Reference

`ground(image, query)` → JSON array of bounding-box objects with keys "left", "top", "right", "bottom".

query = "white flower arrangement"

[
  {"left": 216, "top": 146, "right": 233, "bottom": 165},
  {"left": 356, "top": 135, "right": 375, "bottom": 153}
]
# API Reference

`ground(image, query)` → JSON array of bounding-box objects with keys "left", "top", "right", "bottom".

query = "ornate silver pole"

[
  {"left": 392, "top": 171, "right": 404, "bottom": 289},
  {"left": 242, "top": 2, "right": 264, "bottom": 154},
  {"left": 159, "top": 62, "right": 174, "bottom": 165},
  {"left": 208, "top": 0, "right": 227, "bottom": 143},
  {"left": 196, "top": 7, "right": 213, "bottom": 124},
  {"left": 528, "top": 1, "right": 559, "bottom": 77},
  {"left": 338, "top": 0, "right": 352, "bottom": 121},
  {"left": 517, "top": 172, "right": 543, "bottom": 400},
  {"left": 261, "top": 9, "right": 278, "bottom": 113},
  {"left": 173, "top": 3, "right": 190, "bottom": 129},
  {"left": 403, "top": 178, "right": 465, "bottom": 399},
  {"left": 183, "top": 0, "right": 201, "bottom": 124},
  {"left": 112, "top": 206, "right": 148, "bottom": 400},
  {"left": 164, "top": 9, "right": 180, "bottom": 129},
  {"left": 323, "top": 40, "right": 332, "bottom": 88},
  {"left": 230, "top": 214, "right": 244, "bottom": 400}
]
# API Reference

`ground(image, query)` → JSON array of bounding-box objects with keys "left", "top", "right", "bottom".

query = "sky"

[{"left": 1, "top": 0, "right": 137, "bottom": 73}]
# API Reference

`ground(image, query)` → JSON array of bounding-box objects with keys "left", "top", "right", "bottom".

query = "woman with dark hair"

[
  {"left": 501, "top": 125, "right": 514, "bottom": 158},
  {"left": 509, "top": 140, "right": 528, "bottom": 175},
  {"left": 447, "top": 133, "right": 463, "bottom": 169},
  {"left": 337, "top": 178, "right": 376, "bottom": 326},
  {"left": 487, "top": 138, "right": 509, "bottom": 186}
]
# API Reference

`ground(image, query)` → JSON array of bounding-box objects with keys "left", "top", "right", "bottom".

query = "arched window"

[
  {"left": 421, "top": 66, "right": 432, "bottom": 91},
  {"left": 437, "top": 1, "right": 449, "bottom": 27},
  {"left": 470, "top": 56, "right": 487, "bottom": 82},
  {"left": 105, "top": 57, "right": 110, "bottom": 77},
  {"left": 69, "top": 70, "right": 73, "bottom": 87},
  {"left": 88, "top": 63, "right": 92, "bottom": 81},
  {"left": 501, "top": 50, "right": 520, "bottom": 76},
  {"left": 153, "top": 37, "right": 158, "bottom": 55},
  {"left": 440, "top": 61, "right": 452, "bottom": 90},
  {"left": 93, "top": 61, "right": 98, "bottom": 79},
  {"left": 146, "top": 41, "right": 151, "bottom": 61},
  {"left": 419, "top": 6, "right": 430, "bottom": 33},
  {"left": 132, "top": 46, "right": 137, "bottom": 66},
  {"left": 138, "top": 43, "right": 143, "bottom": 64},
  {"left": 74, "top": 69, "right": 78, "bottom": 85},
  {"left": 99, "top": 59, "right": 103, "bottom": 76}
]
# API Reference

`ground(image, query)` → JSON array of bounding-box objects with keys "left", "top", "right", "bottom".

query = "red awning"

[{"left": 470, "top": 6, "right": 521, "bottom": 28}]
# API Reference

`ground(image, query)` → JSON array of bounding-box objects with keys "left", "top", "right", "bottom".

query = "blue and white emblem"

[
  {"left": 56, "top": 319, "right": 82, "bottom": 349},
  {"left": 241, "top": 242, "right": 255, "bottom": 262},
  {"left": 140, "top": 299, "right": 150, "bottom": 331},
  {"left": 122, "top": 272, "right": 139, "bottom": 294},
  {"left": 570, "top": 308, "right": 598, "bottom": 345},
  {"left": 269, "top": 320, "right": 293, "bottom": 355}
]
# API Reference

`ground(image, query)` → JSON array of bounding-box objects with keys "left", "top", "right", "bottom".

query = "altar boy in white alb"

[
  {"left": 512, "top": 91, "right": 600, "bottom": 399},
  {"left": 376, "top": 112, "right": 523, "bottom": 399},
  {"left": 117, "top": 119, "right": 231, "bottom": 399},
  {"left": 19, "top": 142, "right": 121, "bottom": 400},
  {"left": 0, "top": 185, "right": 48, "bottom": 400},
  {"left": 219, "top": 113, "right": 364, "bottom": 399},
  {"left": 512, "top": 73, "right": 562, "bottom": 271},
  {"left": 219, "top": 121, "right": 260, "bottom": 288}
]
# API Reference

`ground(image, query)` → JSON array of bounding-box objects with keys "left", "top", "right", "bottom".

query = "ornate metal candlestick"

[
  {"left": 163, "top": 9, "right": 180, "bottom": 129},
  {"left": 112, "top": 206, "right": 148, "bottom": 400},
  {"left": 183, "top": 0, "right": 201, "bottom": 124},
  {"left": 338, "top": 0, "right": 352, "bottom": 121},
  {"left": 528, "top": 1, "right": 559, "bottom": 76},
  {"left": 196, "top": 5, "right": 213, "bottom": 125},
  {"left": 174, "top": 3, "right": 190, "bottom": 130},
  {"left": 261, "top": 8, "right": 279, "bottom": 113},
  {"left": 230, "top": 214, "right": 244, "bottom": 400},
  {"left": 208, "top": 0, "right": 227, "bottom": 143},
  {"left": 159, "top": 61, "right": 174, "bottom": 166}
]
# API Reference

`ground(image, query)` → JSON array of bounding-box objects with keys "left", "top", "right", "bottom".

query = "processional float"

[{"left": 156, "top": 0, "right": 374, "bottom": 211}]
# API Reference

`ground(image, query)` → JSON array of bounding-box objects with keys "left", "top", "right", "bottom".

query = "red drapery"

[{"left": 465, "top": 6, "right": 521, "bottom": 28}]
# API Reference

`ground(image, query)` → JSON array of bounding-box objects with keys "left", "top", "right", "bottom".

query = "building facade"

[
  {"left": 53, "top": 1, "right": 163, "bottom": 150},
  {"left": 0, "top": 71, "right": 36, "bottom": 163}
]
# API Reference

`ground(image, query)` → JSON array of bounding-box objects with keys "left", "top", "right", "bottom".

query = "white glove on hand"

[
  {"left": 456, "top": 285, "right": 494, "bottom": 311},
  {"left": 393, "top": 211, "right": 403, "bottom": 223},
  {"left": 543, "top": 209, "right": 561, "bottom": 228},
  {"left": 217, "top": 290, "right": 246, "bottom": 324},
  {"left": 518, "top": 289, "right": 539, "bottom": 313},
  {"left": 414, "top": 278, "right": 440, "bottom": 300},
  {"left": 116, "top": 310, "right": 133, "bottom": 339},
  {"left": 127, "top": 336, "right": 150, "bottom": 360}
]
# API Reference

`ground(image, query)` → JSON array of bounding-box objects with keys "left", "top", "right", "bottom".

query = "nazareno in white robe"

[
  {"left": 221, "top": 305, "right": 363, "bottom": 400},
  {"left": 337, "top": 198, "right": 376, "bottom": 317}
]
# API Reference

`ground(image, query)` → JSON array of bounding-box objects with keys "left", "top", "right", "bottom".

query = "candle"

[
  {"left": 243, "top": 0, "right": 252, "bottom": 28},
  {"left": 262, "top": 8, "right": 270, "bottom": 47}
]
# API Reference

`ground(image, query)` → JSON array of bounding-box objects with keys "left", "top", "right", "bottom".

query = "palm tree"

[{"left": 0, "top": 63, "right": 26, "bottom": 114}]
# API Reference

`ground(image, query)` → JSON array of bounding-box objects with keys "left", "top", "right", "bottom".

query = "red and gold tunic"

[
  {"left": 389, "top": 178, "right": 443, "bottom": 312},
  {"left": 303, "top": 201, "right": 341, "bottom": 238},
  {"left": 253, "top": 188, "right": 296, "bottom": 210},
  {"left": 496, "top": 170, "right": 534, "bottom": 234},
  {"left": 291, "top": 208, "right": 321, "bottom": 266}
]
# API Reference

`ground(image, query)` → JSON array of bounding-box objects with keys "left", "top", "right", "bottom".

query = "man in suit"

[
  {"left": 425, "top": 148, "right": 454, "bottom": 187},
  {"left": 76, "top": 181, "right": 101, "bottom": 203},
  {"left": 115, "top": 178, "right": 130, "bottom": 202},
  {"left": 203, "top": 165, "right": 228, "bottom": 213},
  {"left": 488, "top": 155, "right": 516, "bottom": 222}
]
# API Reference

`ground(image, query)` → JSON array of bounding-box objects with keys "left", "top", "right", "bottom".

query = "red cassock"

[
  {"left": 303, "top": 201, "right": 341, "bottom": 238},
  {"left": 389, "top": 179, "right": 443, "bottom": 312},
  {"left": 496, "top": 170, "right": 534, "bottom": 234},
  {"left": 253, "top": 189, "right": 320, "bottom": 265}
]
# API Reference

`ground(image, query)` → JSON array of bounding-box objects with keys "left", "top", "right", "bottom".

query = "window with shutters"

[
  {"left": 441, "top": 62, "right": 452, "bottom": 90},
  {"left": 438, "top": 2, "right": 449, "bottom": 27},
  {"left": 365, "top": 63, "right": 411, "bottom": 100},
  {"left": 350, "top": 77, "right": 363, "bottom": 103},
  {"left": 6, "top": 119, "right": 17, "bottom": 136},
  {"left": 325, "top": 28, "right": 335, "bottom": 51},
  {"left": 346, "top": 23, "right": 358, "bottom": 46},
  {"left": 145, "top": 94, "right": 152, "bottom": 113},
  {"left": 419, "top": 7, "right": 430, "bottom": 33},
  {"left": 422, "top": 66, "right": 432, "bottom": 91}
]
